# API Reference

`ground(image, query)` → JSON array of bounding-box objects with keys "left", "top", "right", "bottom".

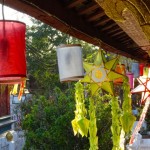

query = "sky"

[{"left": 0, "top": 4, "right": 33, "bottom": 26}]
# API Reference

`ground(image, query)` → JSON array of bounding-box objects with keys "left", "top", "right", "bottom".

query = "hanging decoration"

[
  {"left": 81, "top": 50, "right": 125, "bottom": 95},
  {"left": 131, "top": 62, "right": 140, "bottom": 78},
  {"left": 56, "top": 44, "right": 84, "bottom": 82},
  {"left": 81, "top": 50, "right": 125, "bottom": 150},
  {"left": 111, "top": 96, "right": 122, "bottom": 150},
  {"left": 139, "top": 63, "right": 144, "bottom": 76},
  {"left": 0, "top": 0, "right": 27, "bottom": 100},
  {"left": 131, "top": 77, "right": 150, "bottom": 104},
  {"left": 114, "top": 64, "right": 126, "bottom": 84},
  {"left": 130, "top": 75, "right": 150, "bottom": 144},
  {"left": 0, "top": 20, "right": 26, "bottom": 84},
  {"left": 71, "top": 82, "right": 89, "bottom": 137},
  {"left": 129, "top": 97, "right": 150, "bottom": 145},
  {"left": 126, "top": 72, "right": 134, "bottom": 89},
  {"left": 89, "top": 96, "right": 99, "bottom": 150},
  {"left": 143, "top": 67, "right": 149, "bottom": 78},
  {"left": 120, "top": 78, "right": 136, "bottom": 134},
  {"left": 70, "top": 50, "right": 135, "bottom": 149}
]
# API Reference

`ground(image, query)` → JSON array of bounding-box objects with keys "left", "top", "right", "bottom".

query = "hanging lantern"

[
  {"left": 143, "top": 67, "right": 149, "bottom": 78},
  {"left": 131, "top": 62, "right": 139, "bottom": 78},
  {"left": 0, "top": 20, "right": 26, "bottom": 84},
  {"left": 56, "top": 44, "right": 84, "bottom": 82},
  {"left": 139, "top": 63, "right": 144, "bottom": 76},
  {"left": 114, "top": 64, "right": 126, "bottom": 84},
  {"left": 126, "top": 72, "right": 134, "bottom": 89}
]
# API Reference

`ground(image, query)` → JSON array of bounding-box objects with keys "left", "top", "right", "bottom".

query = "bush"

[
  {"left": 22, "top": 87, "right": 89, "bottom": 150},
  {"left": 22, "top": 87, "right": 112, "bottom": 150}
]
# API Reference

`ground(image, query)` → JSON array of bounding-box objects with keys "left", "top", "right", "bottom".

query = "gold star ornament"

[{"left": 81, "top": 50, "right": 125, "bottom": 95}]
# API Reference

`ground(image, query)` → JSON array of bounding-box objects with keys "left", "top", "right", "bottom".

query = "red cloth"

[{"left": 0, "top": 20, "right": 26, "bottom": 84}]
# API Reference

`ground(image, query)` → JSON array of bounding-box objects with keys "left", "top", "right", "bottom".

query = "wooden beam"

[
  {"left": 0, "top": 0, "right": 146, "bottom": 62},
  {"left": 121, "top": 39, "right": 132, "bottom": 44},
  {"left": 111, "top": 31, "right": 125, "bottom": 37},
  {"left": 67, "top": 0, "right": 86, "bottom": 9},
  {"left": 106, "top": 27, "right": 122, "bottom": 34},
  {"left": 78, "top": 2, "right": 99, "bottom": 15},
  {"left": 87, "top": 10, "right": 105, "bottom": 22},
  {"left": 116, "top": 37, "right": 129, "bottom": 43},
  {"left": 94, "top": 18, "right": 111, "bottom": 26},
  {"left": 100, "top": 23, "right": 117, "bottom": 32}
]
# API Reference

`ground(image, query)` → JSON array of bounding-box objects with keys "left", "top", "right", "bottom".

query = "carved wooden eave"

[
  {"left": 95, "top": 0, "right": 150, "bottom": 55},
  {"left": 0, "top": 0, "right": 150, "bottom": 62}
]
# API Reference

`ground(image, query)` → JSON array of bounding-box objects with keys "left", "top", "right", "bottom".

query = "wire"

[{"left": 2, "top": 0, "right": 5, "bottom": 20}]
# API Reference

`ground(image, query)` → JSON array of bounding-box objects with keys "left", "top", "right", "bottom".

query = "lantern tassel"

[
  {"left": 18, "top": 79, "right": 26, "bottom": 100},
  {"left": 11, "top": 84, "right": 18, "bottom": 95}
]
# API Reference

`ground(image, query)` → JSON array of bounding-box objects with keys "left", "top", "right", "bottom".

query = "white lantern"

[{"left": 56, "top": 44, "right": 84, "bottom": 82}]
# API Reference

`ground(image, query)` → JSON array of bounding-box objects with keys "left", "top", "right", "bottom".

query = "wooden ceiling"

[{"left": 1, "top": 0, "right": 150, "bottom": 62}]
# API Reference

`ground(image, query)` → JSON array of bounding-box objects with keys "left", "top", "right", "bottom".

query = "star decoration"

[
  {"left": 81, "top": 50, "right": 125, "bottom": 95},
  {"left": 131, "top": 77, "right": 150, "bottom": 104}
]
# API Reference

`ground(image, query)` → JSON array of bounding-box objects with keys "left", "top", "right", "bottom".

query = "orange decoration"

[{"left": 114, "top": 64, "right": 126, "bottom": 84}]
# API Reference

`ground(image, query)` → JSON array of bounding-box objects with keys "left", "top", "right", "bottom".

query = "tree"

[
  {"left": 26, "top": 19, "right": 98, "bottom": 97},
  {"left": 22, "top": 87, "right": 89, "bottom": 150},
  {"left": 23, "top": 18, "right": 113, "bottom": 150}
]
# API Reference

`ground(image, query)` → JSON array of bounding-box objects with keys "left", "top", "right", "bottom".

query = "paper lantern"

[
  {"left": 131, "top": 77, "right": 150, "bottom": 104},
  {"left": 126, "top": 72, "right": 134, "bottom": 89},
  {"left": 131, "top": 62, "right": 139, "bottom": 78},
  {"left": 0, "top": 20, "right": 26, "bottom": 84},
  {"left": 114, "top": 64, "right": 126, "bottom": 83},
  {"left": 56, "top": 44, "right": 84, "bottom": 82},
  {"left": 143, "top": 67, "right": 149, "bottom": 78},
  {"left": 139, "top": 63, "right": 144, "bottom": 76}
]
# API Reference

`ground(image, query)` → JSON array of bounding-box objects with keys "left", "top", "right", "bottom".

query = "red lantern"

[
  {"left": 0, "top": 20, "right": 26, "bottom": 84},
  {"left": 139, "top": 63, "right": 144, "bottom": 76}
]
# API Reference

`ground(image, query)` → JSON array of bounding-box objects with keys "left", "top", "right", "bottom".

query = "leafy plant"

[
  {"left": 96, "top": 93, "right": 112, "bottom": 150},
  {"left": 22, "top": 88, "right": 89, "bottom": 150}
]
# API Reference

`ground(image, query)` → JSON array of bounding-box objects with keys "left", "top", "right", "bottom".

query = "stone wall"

[{"left": 0, "top": 131, "right": 25, "bottom": 150}]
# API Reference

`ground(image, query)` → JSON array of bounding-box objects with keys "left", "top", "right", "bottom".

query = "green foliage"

[
  {"left": 26, "top": 20, "right": 98, "bottom": 98},
  {"left": 145, "top": 107, "right": 150, "bottom": 130},
  {"left": 22, "top": 87, "right": 113, "bottom": 150},
  {"left": 25, "top": 18, "right": 115, "bottom": 150},
  {"left": 96, "top": 93, "right": 112, "bottom": 150},
  {"left": 22, "top": 87, "right": 89, "bottom": 150}
]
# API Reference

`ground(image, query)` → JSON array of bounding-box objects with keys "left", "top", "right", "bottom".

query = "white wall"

[{"left": 0, "top": 131, "right": 25, "bottom": 150}]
